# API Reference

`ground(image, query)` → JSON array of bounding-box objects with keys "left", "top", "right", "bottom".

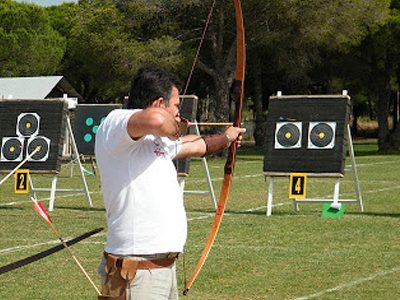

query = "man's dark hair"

[{"left": 127, "top": 68, "right": 183, "bottom": 109}]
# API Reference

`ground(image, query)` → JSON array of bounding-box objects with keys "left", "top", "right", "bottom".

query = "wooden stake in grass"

[{"left": 31, "top": 197, "right": 101, "bottom": 296}]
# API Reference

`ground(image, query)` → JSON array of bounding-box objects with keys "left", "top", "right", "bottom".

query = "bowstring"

[
  {"left": 180, "top": 0, "right": 217, "bottom": 289},
  {"left": 181, "top": 0, "right": 217, "bottom": 99}
]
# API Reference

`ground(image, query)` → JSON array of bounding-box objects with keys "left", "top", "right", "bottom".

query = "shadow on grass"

[
  {"left": 350, "top": 140, "right": 400, "bottom": 156},
  {"left": 0, "top": 206, "right": 25, "bottom": 211},
  {"left": 50, "top": 205, "right": 105, "bottom": 212},
  {"left": 222, "top": 209, "right": 400, "bottom": 219},
  {"left": 224, "top": 209, "right": 319, "bottom": 217},
  {"left": 346, "top": 211, "right": 400, "bottom": 218},
  {"left": 188, "top": 208, "right": 305, "bottom": 217},
  {"left": 354, "top": 150, "right": 400, "bottom": 157}
]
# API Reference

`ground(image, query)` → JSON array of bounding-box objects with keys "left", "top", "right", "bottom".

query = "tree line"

[{"left": 2, "top": 0, "right": 400, "bottom": 151}]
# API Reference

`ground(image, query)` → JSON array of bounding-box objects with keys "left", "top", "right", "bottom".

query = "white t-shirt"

[{"left": 95, "top": 109, "right": 187, "bottom": 255}]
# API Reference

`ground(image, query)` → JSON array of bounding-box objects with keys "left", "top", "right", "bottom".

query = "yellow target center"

[
  {"left": 10, "top": 146, "right": 15, "bottom": 152},
  {"left": 318, "top": 132, "right": 325, "bottom": 139},
  {"left": 26, "top": 123, "right": 31, "bottom": 129},
  {"left": 285, "top": 132, "right": 292, "bottom": 139}
]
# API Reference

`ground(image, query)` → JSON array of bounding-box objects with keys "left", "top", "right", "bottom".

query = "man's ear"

[{"left": 151, "top": 97, "right": 165, "bottom": 108}]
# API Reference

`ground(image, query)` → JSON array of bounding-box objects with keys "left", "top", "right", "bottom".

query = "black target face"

[
  {"left": 17, "top": 113, "right": 40, "bottom": 137},
  {"left": 309, "top": 123, "right": 335, "bottom": 148},
  {"left": 27, "top": 136, "right": 50, "bottom": 161},
  {"left": 275, "top": 123, "right": 301, "bottom": 148},
  {"left": 1, "top": 137, "right": 24, "bottom": 161}
]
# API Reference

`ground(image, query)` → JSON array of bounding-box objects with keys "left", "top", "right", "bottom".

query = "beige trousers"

[{"left": 98, "top": 254, "right": 179, "bottom": 300}]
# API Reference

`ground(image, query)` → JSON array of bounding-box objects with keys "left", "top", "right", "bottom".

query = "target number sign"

[
  {"left": 289, "top": 173, "right": 307, "bottom": 198},
  {"left": 15, "top": 169, "right": 29, "bottom": 194}
]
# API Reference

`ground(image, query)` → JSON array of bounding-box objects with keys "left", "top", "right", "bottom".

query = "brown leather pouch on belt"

[
  {"left": 98, "top": 253, "right": 138, "bottom": 300},
  {"left": 98, "top": 252, "right": 177, "bottom": 300}
]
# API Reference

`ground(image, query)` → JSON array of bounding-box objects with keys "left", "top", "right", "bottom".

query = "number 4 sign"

[
  {"left": 289, "top": 173, "right": 307, "bottom": 199},
  {"left": 15, "top": 169, "right": 29, "bottom": 194}
]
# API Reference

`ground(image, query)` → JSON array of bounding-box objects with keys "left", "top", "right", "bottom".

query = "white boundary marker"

[
  {"left": 293, "top": 266, "right": 400, "bottom": 300},
  {"left": 0, "top": 231, "right": 106, "bottom": 255}
]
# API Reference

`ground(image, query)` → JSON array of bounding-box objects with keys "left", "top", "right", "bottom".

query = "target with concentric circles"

[
  {"left": 275, "top": 122, "right": 302, "bottom": 149},
  {"left": 308, "top": 122, "right": 336, "bottom": 149},
  {"left": 17, "top": 113, "right": 40, "bottom": 137},
  {"left": 27, "top": 136, "right": 50, "bottom": 161},
  {"left": 1, "top": 137, "right": 24, "bottom": 161}
]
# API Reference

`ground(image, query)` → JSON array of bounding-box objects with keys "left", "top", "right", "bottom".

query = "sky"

[{"left": 13, "top": 0, "right": 78, "bottom": 6}]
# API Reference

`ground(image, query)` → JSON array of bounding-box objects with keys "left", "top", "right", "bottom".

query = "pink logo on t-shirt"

[
  {"left": 153, "top": 139, "right": 165, "bottom": 156},
  {"left": 154, "top": 150, "right": 165, "bottom": 156}
]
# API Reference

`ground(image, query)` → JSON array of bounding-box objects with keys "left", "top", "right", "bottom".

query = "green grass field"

[{"left": 0, "top": 140, "right": 399, "bottom": 299}]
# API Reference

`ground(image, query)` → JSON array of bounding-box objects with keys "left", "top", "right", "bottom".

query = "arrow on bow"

[{"left": 183, "top": 0, "right": 245, "bottom": 295}]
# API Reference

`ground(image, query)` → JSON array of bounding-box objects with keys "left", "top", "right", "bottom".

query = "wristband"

[
  {"left": 225, "top": 133, "right": 231, "bottom": 148},
  {"left": 201, "top": 133, "right": 230, "bottom": 157}
]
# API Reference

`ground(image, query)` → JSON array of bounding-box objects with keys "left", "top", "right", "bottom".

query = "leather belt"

[
  {"left": 115, "top": 257, "right": 176, "bottom": 269},
  {"left": 105, "top": 252, "right": 176, "bottom": 273}
]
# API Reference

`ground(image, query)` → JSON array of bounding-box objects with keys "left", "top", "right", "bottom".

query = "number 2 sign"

[{"left": 15, "top": 169, "right": 29, "bottom": 194}]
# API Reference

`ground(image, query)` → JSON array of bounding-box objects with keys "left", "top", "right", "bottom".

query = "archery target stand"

[
  {"left": 29, "top": 114, "right": 93, "bottom": 211},
  {"left": 0, "top": 99, "right": 92, "bottom": 211},
  {"left": 176, "top": 95, "right": 217, "bottom": 210},
  {"left": 263, "top": 92, "right": 363, "bottom": 216},
  {"left": 177, "top": 121, "right": 217, "bottom": 210},
  {"left": 68, "top": 104, "right": 123, "bottom": 178}
]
